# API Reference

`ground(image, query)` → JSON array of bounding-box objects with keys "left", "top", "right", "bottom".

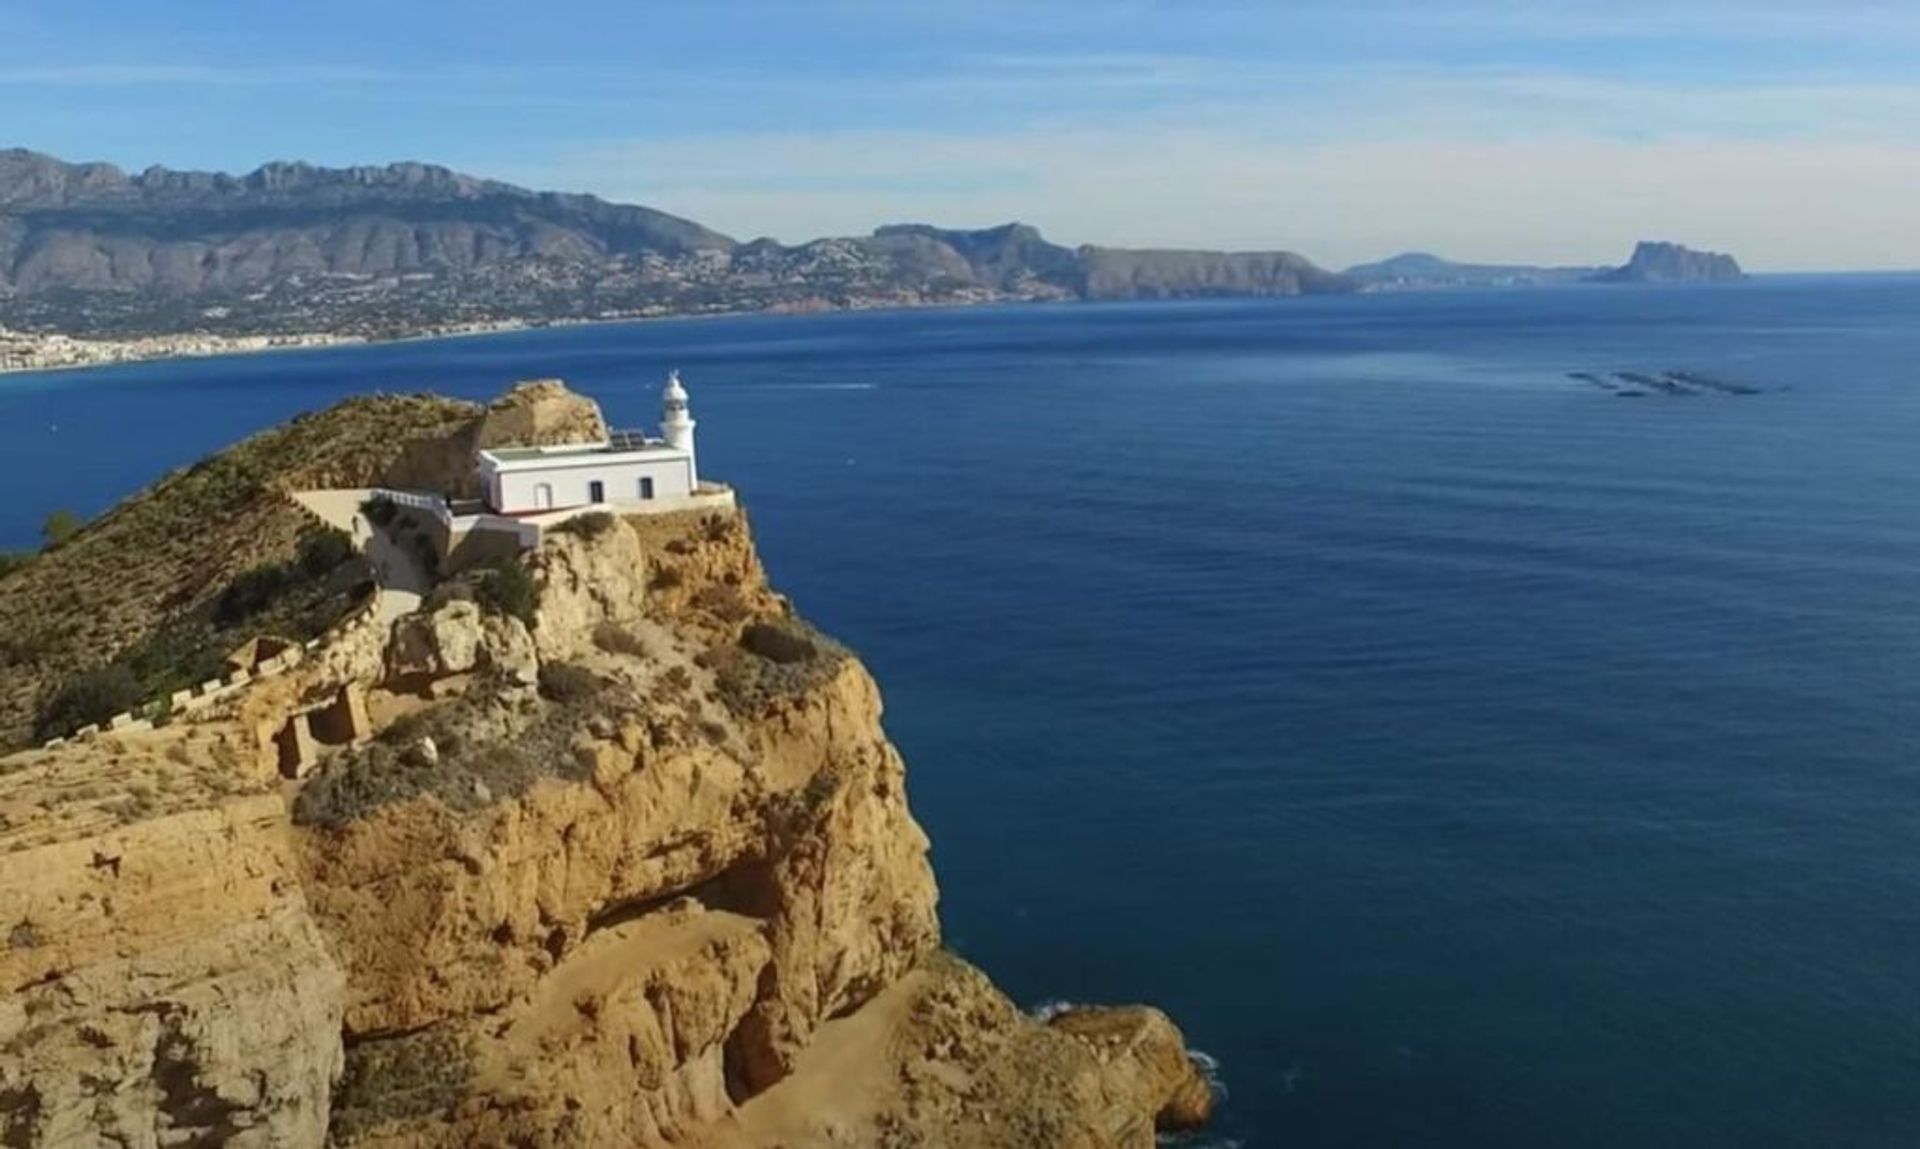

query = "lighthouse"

[{"left": 661, "top": 369, "right": 697, "bottom": 485}]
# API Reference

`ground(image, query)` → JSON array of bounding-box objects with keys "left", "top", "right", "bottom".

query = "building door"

[
  {"left": 534, "top": 482, "right": 554, "bottom": 509},
  {"left": 639, "top": 477, "right": 655, "bottom": 500},
  {"left": 589, "top": 479, "right": 605, "bottom": 504}
]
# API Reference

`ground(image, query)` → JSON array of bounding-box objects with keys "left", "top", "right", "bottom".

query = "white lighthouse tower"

[{"left": 661, "top": 369, "right": 697, "bottom": 485}]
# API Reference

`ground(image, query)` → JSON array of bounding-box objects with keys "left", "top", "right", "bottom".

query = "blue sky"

[{"left": 4, "top": 1, "right": 1918, "bottom": 269}]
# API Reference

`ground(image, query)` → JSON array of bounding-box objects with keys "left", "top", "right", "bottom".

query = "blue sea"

[{"left": 6, "top": 281, "right": 1920, "bottom": 1147}]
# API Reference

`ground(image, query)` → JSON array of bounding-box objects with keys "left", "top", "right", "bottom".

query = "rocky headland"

[
  {"left": 1345, "top": 242, "right": 1748, "bottom": 290},
  {"left": 1588, "top": 241, "right": 1745, "bottom": 284},
  {"left": 0, "top": 382, "right": 1213, "bottom": 1146}
]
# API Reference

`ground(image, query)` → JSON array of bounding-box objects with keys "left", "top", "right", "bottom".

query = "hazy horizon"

[{"left": 6, "top": 1, "right": 1919, "bottom": 272}]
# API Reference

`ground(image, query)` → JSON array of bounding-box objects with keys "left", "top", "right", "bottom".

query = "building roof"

[{"left": 478, "top": 430, "right": 686, "bottom": 470}]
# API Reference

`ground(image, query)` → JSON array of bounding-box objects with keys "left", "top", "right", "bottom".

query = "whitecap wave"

[
  {"left": 1188, "top": 1047, "right": 1229, "bottom": 1101},
  {"left": 737, "top": 382, "right": 877, "bottom": 391},
  {"left": 1026, "top": 998, "right": 1078, "bottom": 1022}
]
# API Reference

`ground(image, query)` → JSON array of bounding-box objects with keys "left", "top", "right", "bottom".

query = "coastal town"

[
  {"left": 0, "top": 317, "right": 572, "bottom": 374},
  {"left": 0, "top": 325, "right": 354, "bottom": 373}
]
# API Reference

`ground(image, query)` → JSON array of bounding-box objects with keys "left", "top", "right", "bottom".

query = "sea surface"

[{"left": 6, "top": 281, "right": 1920, "bottom": 1147}]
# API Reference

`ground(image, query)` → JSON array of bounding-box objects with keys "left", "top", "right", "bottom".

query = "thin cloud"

[
  {"left": 525, "top": 126, "right": 1920, "bottom": 272},
  {"left": 0, "top": 63, "right": 406, "bottom": 87}
]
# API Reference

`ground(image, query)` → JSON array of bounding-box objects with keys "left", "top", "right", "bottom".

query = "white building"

[{"left": 476, "top": 371, "right": 704, "bottom": 515}]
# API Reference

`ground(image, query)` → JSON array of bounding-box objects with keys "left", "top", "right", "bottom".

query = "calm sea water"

[{"left": 6, "top": 282, "right": 1920, "bottom": 1146}]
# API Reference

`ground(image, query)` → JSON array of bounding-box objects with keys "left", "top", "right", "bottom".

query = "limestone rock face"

[
  {"left": 386, "top": 598, "right": 537, "bottom": 686},
  {"left": 0, "top": 489, "right": 1213, "bottom": 1148},
  {"left": 527, "top": 518, "right": 649, "bottom": 662},
  {"left": 0, "top": 790, "right": 345, "bottom": 1148},
  {"left": 474, "top": 379, "right": 610, "bottom": 449}
]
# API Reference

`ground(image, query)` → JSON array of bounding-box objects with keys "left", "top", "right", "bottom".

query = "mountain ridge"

[{"left": 0, "top": 149, "right": 1354, "bottom": 337}]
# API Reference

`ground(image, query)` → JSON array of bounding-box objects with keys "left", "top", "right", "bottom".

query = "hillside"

[
  {"left": 0, "top": 149, "right": 734, "bottom": 294},
  {"left": 0, "top": 149, "right": 1353, "bottom": 338},
  {"left": 0, "top": 394, "right": 484, "bottom": 749},
  {"left": 0, "top": 382, "right": 1214, "bottom": 1147}
]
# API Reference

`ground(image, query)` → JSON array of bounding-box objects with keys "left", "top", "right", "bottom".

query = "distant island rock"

[
  {"left": 1343, "top": 252, "right": 1599, "bottom": 290},
  {"left": 1588, "top": 241, "right": 1745, "bottom": 284},
  {"left": 0, "top": 149, "right": 1354, "bottom": 340}
]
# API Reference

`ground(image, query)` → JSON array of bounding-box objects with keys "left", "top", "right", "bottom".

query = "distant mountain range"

[
  {"left": 0, "top": 149, "right": 1353, "bottom": 337},
  {"left": 1345, "top": 242, "right": 1745, "bottom": 291},
  {"left": 0, "top": 148, "right": 1748, "bottom": 339}
]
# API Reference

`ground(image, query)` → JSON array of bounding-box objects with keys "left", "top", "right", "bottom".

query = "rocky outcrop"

[
  {"left": 1589, "top": 241, "right": 1745, "bottom": 283},
  {"left": 385, "top": 599, "right": 538, "bottom": 686},
  {"left": 473, "top": 379, "right": 612, "bottom": 453},
  {"left": 0, "top": 385, "right": 1214, "bottom": 1147}
]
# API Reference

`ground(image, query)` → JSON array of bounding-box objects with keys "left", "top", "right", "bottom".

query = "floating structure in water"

[{"left": 1566, "top": 369, "right": 1764, "bottom": 398}]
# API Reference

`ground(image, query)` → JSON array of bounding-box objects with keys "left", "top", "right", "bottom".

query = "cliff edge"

[{"left": 0, "top": 384, "right": 1213, "bottom": 1147}]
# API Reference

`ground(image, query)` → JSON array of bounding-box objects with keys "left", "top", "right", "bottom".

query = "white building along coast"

[{"left": 477, "top": 370, "right": 704, "bottom": 515}]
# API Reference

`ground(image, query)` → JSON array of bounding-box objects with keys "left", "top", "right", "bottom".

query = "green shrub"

[
  {"left": 707, "top": 621, "right": 849, "bottom": 718},
  {"left": 537, "top": 662, "right": 601, "bottom": 704},
  {"left": 557, "top": 511, "right": 617, "bottom": 540},
  {"left": 329, "top": 1029, "right": 474, "bottom": 1141},
  {"left": 0, "top": 619, "right": 71, "bottom": 668},
  {"left": 40, "top": 509, "right": 83, "bottom": 549},
  {"left": 35, "top": 665, "right": 143, "bottom": 740},
  {"left": 591, "top": 622, "right": 648, "bottom": 658},
  {"left": 297, "top": 527, "right": 355, "bottom": 578},
  {"left": 741, "top": 622, "right": 816, "bottom": 665},
  {"left": 474, "top": 559, "right": 539, "bottom": 627},
  {"left": 360, "top": 494, "right": 398, "bottom": 528},
  {"left": 216, "top": 563, "right": 294, "bottom": 625},
  {"left": 119, "top": 622, "right": 231, "bottom": 695}
]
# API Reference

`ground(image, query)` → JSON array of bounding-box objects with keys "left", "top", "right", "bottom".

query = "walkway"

[{"left": 292, "top": 489, "right": 429, "bottom": 624}]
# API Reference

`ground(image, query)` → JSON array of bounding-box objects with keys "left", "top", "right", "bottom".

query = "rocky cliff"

[{"left": 0, "top": 384, "right": 1212, "bottom": 1147}]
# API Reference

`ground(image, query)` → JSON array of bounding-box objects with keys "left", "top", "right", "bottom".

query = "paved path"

[{"left": 292, "top": 489, "right": 428, "bottom": 623}]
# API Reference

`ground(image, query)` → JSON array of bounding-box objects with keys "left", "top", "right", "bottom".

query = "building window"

[
  {"left": 589, "top": 479, "right": 606, "bottom": 504},
  {"left": 534, "top": 482, "right": 554, "bottom": 510},
  {"left": 639, "top": 477, "right": 655, "bottom": 500}
]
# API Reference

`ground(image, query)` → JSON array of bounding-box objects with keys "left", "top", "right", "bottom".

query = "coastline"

[
  {"left": 0, "top": 296, "right": 1064, "bottom": 379},
  {"left": 0, "top": 272, "right": 1879, "bottom": 383}
]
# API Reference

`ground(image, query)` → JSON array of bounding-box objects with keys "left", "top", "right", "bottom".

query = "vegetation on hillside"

[
  {"left": 0, "top": 393, "right": 482, "bottom": 749},
  {"left": 292, "top": 663, "right": 614, "bottom": 829},
  {"left": 473, "top": 558, "right": 540, "bottom": 628},
  {"left": 700, "top": 620, "right": 850, "bottom": 717},
  {"left": 32, "top": 525, "right": 373, "bottom": 741}
]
